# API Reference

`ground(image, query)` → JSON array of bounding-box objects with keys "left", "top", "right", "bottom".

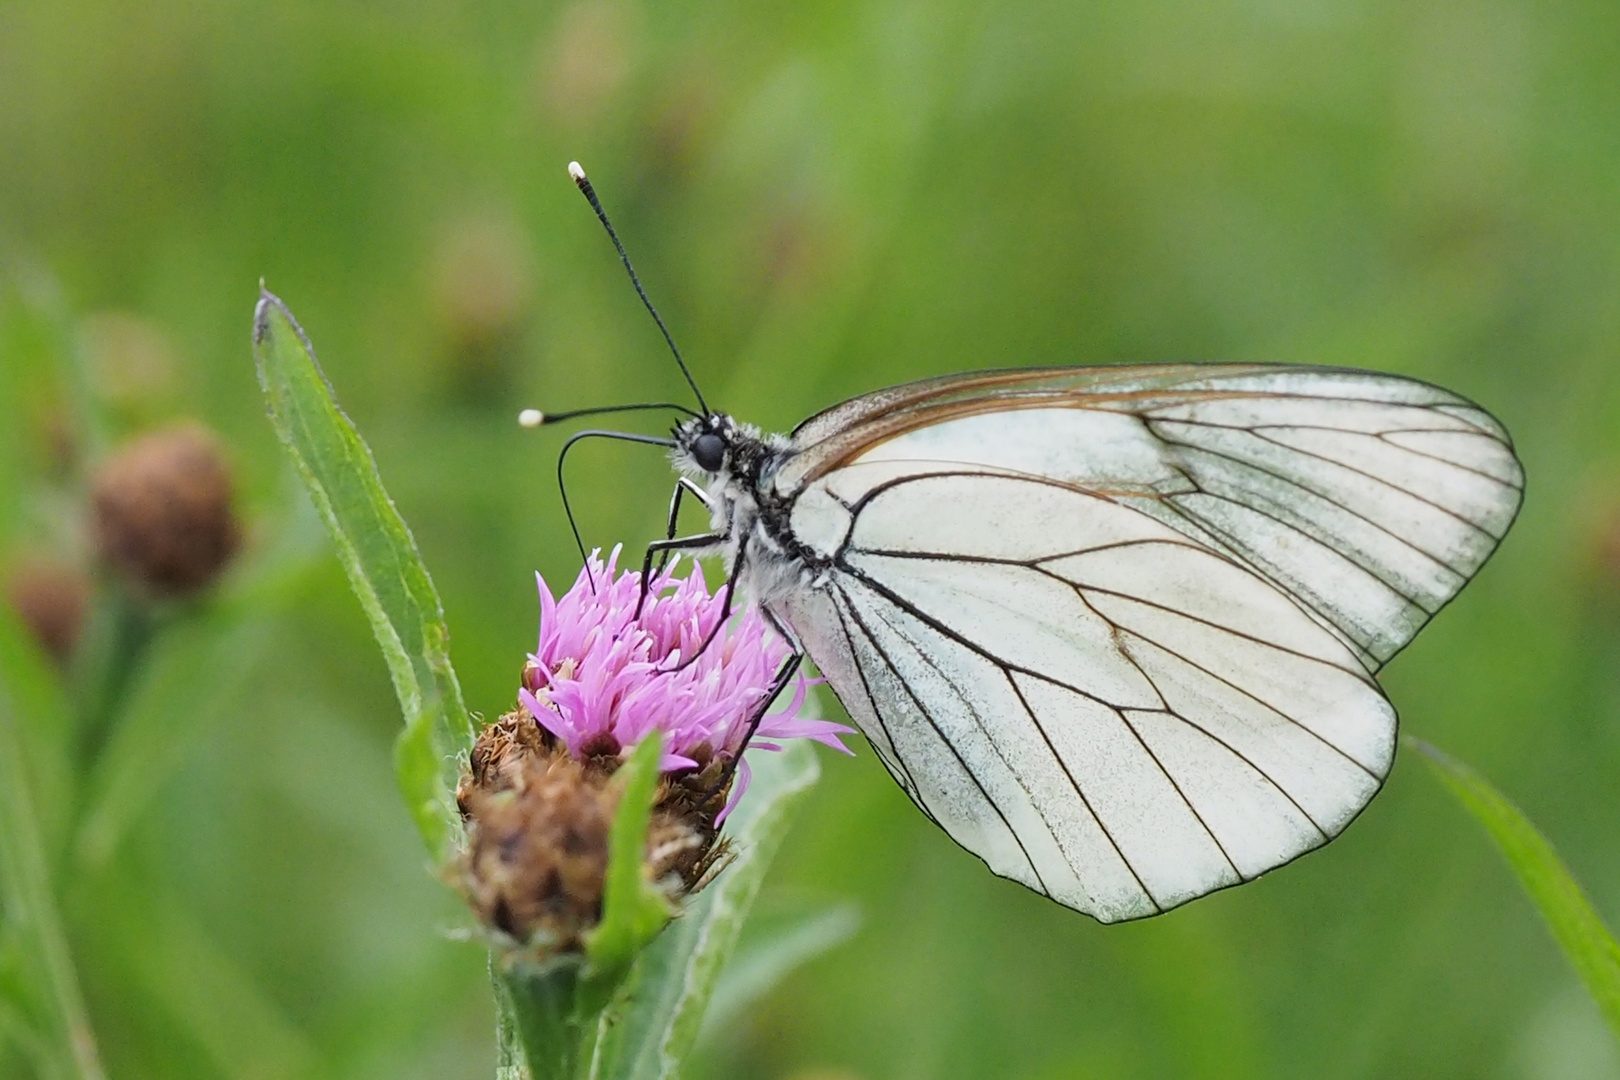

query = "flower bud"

[
  {"left": 455, "top": 711, "right": 724, "bottom": 950},
  {"left": 91, "top": 423, "right": 241, "bottom": 597},
  {"left": 4, "top": 555, "right": 89, "bottom": 662},
  {"left": 1590, "top": 499, "right": 1620, "bottom": 589}
]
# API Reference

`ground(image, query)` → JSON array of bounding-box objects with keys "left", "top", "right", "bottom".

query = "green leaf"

[
  {"left": 0, "top": 605, "right": 74, "bottom": 865},
  {"left": 585, "top": 733, "right": 676, "bottom": 983},
  {"left": 1410, "top": 737, "right": 1620, "bottom": 1039},
  {"left": 252, "top": 289, "right": 474, "bottom": 860},
  {"left": 0, "top": 678, "right": 105, "bottom": 1079},
  {"left": 584, "top": 739, "right": 822, "bottom": 1080}
]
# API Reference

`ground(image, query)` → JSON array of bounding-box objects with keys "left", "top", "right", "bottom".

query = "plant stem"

[
  {"left": 72, "top": 587, "right": 152, "bottom": 769},
  {"left": 492, "top": 957, "right": 532, "bottom": 1080},
  {"left": 0, "top": 685, "right": 106, "bottom": 1080},
  {"left": 492, "top": 955, "right": 593, "bottom": 1080}
]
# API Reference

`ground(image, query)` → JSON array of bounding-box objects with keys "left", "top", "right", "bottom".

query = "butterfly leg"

[
  {"left": 656, "top": 478, "right": 713, "bottom": 574},
  {"left": 736, "top": 608, "right": 805, "bottom": 754},
  {"left": 634, "top": 480, "right": 719, "bottom": 616},
  {"left": 635, "top": 527, "right": 725, "bottom": 618},
  {"left": 711, "top": 612, "right": 804, "bottom": 797}
]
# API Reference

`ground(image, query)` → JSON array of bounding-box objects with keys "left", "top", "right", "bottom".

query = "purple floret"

[{"left": 518, "top": 547, "right": 853, "bottom": 821}]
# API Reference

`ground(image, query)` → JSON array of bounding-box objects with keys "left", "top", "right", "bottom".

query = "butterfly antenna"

[
  {"left": 569, "top": 161, "right": 709, "bottom": 415},
  {"left": 518, "top": 401, "right": 698, "bottom": 428},
  {"left": 556, "top": 428, "right": 680, "bottom": 591}
]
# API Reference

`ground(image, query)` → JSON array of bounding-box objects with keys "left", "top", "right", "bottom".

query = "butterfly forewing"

[{"left": 767, "top": 365, "right": 1521, "bottom": 920}]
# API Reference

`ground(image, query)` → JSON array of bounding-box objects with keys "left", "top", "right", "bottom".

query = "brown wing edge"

[{"left": 780, "top": 362, "right": 1501, "bottom": 492}]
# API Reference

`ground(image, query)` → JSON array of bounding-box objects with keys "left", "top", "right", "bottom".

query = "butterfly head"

[
  {"left": 673, "top": 414, "right": 740, "bottom": 477},
  {"left": 672, "top": 413, "right": 784, "bottom": 493}
]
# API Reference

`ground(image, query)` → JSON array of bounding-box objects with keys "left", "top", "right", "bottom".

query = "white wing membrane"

[
  {"left": 848, "top": 552, "right": 1162, "bottom": 709},
  {"left": 791, "top": 473, "right": 1397, "bottom": 921},
  {"left": 1139, "top": 391, "right": 1521, "bottom": 666},
  {"left": 768, "top": 366, "right": 1521, "bottom": 921}
]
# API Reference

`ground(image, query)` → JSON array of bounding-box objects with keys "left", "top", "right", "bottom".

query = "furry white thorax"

[{"left": 669, "top": 414, "right": 808, "bottom": 608}]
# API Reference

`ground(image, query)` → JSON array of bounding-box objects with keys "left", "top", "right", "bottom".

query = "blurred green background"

[{"left": 3, "top": 0, "right": 1620, "bottom": 1076}]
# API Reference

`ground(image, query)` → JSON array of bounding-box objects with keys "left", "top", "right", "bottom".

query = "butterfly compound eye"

[{"left": 692, "top": 433, "right": 726, "bottom": 472}]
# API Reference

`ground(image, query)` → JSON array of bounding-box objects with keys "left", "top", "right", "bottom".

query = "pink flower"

[{"left": 518, "top": 548, "right": 853, "bottom": 821}]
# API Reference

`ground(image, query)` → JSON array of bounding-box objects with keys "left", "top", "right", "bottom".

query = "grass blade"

[
  {"left": 253, "top": 288, "right": 474, "bottom": 859},
  {"left": 1410, "top": 738, "right": 1620, "bottom": 1038},
  {"left": 0, "top": 607, "right": 74, "bottom": 868},
  {"left": 0, "top": 680, "right": 105, "bottom": 1079}
]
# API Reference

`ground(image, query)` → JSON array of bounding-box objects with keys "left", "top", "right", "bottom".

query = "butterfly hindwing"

[{"left": 782, "top": 471, "right": 1389, "bottom": 921}]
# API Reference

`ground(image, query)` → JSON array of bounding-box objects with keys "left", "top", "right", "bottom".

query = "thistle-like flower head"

[
  {"left": 517, "top": 547, "right": 853, "bottom": 820},
  {"left": 458, "top": 548, "right": 853, "bottom": 949}
]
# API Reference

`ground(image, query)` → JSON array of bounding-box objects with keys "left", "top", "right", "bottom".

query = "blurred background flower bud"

[
  {"left": 80, "top": 311, "right": 181, "bottom": 421},
  {"left": 642, "top": 72, "right": 717, "bottom": 183},
  {"left": 91, "top": 422, "right": 241, "bottom": 598},
  {"left": 533, "top": 0, "right": 636, "bottom": 128},
  {"left": 5, "top": 553, "right": 90, "bottom": 662},
  {"left": 428, "top": 212, "right": 534, "bottom": 402},
  {"left": 31, "top": 403, "right": 80, "bottom": 483},
  {"left": 1588, "top": 497, "right": 1620, "bottom": 590}
]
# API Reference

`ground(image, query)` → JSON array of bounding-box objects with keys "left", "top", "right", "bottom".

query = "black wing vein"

[{"left": 834, "top": 585, "right": 1051, "bottom": 894}]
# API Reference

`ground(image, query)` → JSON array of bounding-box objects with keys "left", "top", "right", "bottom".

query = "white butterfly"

[
  {"left": 648, "top": 364, "right": 1523, "bottom": 922},
  {"left": 548, "top": 165, "right": 1525, "bottom": 923}
]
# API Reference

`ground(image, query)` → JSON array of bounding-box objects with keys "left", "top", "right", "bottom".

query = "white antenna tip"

[
  {"left": 567, "top": 161, "right": 586, "bottom": 182},
  {"left": 518, "top": 408, "right": 544, "bottom": 428}
]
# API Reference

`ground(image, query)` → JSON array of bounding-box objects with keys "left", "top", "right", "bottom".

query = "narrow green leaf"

[
  {"left": 75, "top": 493, "right": 327, "bottom": 868},
  {"left": 585, "top": 733, "right": 675, "bottom": 982},
  {"left": 0, "top": 606, "right": 74, "bottom": 864},
  {"left": 1411, "top": 737, "right": 1620, "bottom": 1038},
  {"left": 585, "top": 739, "right": 822, "bottom": 1080},
  {"left": 493, "top": 959, "right": 535, "bottom": 1080},
  {"left": 252, "top": 289, "right": 473, "bottom": 859},
  {"left": 78, "top": 877, "right": 320, "bottom": 1080},
  {"left": 698, "top": 902, "right": 860, "bottom": 1044},
  {"left": 393, "top": 707, "right": 449, "bottom": 855},
  {"left": 76, "top": 609, "right": 273, "bottom": 868},
  {"left": 0, "top": 681, "right": 105, "bottom": 1080}
]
